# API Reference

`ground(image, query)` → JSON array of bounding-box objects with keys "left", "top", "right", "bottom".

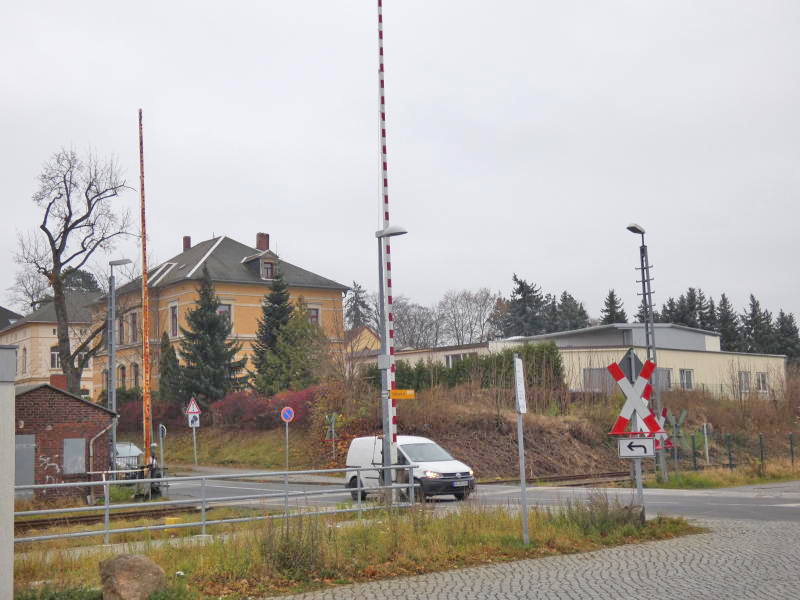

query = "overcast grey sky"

[{"left": 2, "top": 1, "right": 799, "bottom": 319}]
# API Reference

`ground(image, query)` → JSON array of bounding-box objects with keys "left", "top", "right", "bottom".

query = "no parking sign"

[{"left": 280, "top": 406, "right": 295, "bottom": 423}]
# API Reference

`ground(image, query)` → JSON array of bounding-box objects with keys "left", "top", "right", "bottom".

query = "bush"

[
  {"left": 210, "top": 386, "right": 319, "bottom": 430},
  {"left": 117, "top": 400, "right": 185, "bottom": 432}
]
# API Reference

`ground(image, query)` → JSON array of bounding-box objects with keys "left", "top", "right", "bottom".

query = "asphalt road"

[{"left": 165, "top": 476, "right": 800, "bottom": 522}]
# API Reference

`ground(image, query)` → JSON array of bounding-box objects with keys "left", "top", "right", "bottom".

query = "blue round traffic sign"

[{"left": 280, "top": 406, "right": 295, "bottom": 423}]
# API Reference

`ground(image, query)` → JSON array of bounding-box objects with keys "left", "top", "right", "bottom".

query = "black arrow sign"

[{"left": 627, "top": 441, "right": 647, "bottom": 453}]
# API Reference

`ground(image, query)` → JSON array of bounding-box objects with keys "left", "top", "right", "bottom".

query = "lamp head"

[
  {"left": 109, "top": 258, "right": 132, "bottom": 267},
  {"left": 375, "top": 225, "right": 409, "bottom": 239},
  {"left": 626, "top": 223, "right": 646, "bottom": 235}
]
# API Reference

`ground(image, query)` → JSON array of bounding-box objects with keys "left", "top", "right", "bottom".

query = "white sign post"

[
  {"left": 186, "top": 398, "right": 202, "bottom": 467},
  {"left": 513, "top": 354, "right": 529, "bottom": 545},
  {"left": 0, "top": 346, "right": 16, "bottom": 600}
]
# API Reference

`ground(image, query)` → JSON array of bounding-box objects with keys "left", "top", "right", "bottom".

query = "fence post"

[
  {"left": 200, "top": 477, "right": 207, "bottom": 536},
  {"left": 407, "top": 465, "right": 414, "bottom": 507},
  {"left": 103, "top": 480, "right": 110, "bottom": 545},
  {"left": 691, "top": 434, "right": 698, "bottom": 471},
  {"left": 726, "top": 434, "right": 734, "bottom": 470},
  {"left": 758, "top": 433, "right": 765, "bottom": 476},
  {"left": 357, "top": 469, "right": 363, "bottom": 519},
  {"left": 790, "top": 433, "right": 795, "bottom": 467}
]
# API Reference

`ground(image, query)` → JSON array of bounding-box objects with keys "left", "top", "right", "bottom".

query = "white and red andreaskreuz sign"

[{"left": 608, "top": 359, "right": 664, "bottom": 436}]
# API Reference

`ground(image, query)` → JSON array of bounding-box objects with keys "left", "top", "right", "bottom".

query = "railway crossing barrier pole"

[
  {"left": 790, "top": 433, "right": 795, "bottom": 466},
  {"left": 691, "top": 434, "right": 698, "bottom": 471},
  {"left": 1, "top": 346, "right": 16, "bottom": 600},
  {"left": 103, "top": 480, "right": 111, "bottom": 545}
]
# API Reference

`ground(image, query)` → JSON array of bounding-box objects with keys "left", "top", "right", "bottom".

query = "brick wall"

[{"left": 16, "top": 385, "right": 113, "bottom": 499}]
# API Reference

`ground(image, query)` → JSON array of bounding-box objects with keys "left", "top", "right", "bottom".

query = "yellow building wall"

[
  {"left": 92, "top": 280, "right": 345, "bottom": 399},
  {"left": 0, "top": 321, "right": 97, "bottom": 397}
]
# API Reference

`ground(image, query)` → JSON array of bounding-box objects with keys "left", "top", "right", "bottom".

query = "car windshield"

[{"left": 400, "top": 443, "right": 453, "bottom": 462}]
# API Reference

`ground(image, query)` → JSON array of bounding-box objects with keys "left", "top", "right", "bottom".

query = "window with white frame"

[
  {"left": 170, "top": 305, "right": 178, "bottom": 337},
  {"left": 738, "top": 371, "right": 751, "bottom": 394},
  {"left": 679, "top": 369, "right": 694, "bottom": 390},
  {"left": 131, "top": 312, "right": 138, "bottom": 342},
  {"left": 756, "top": 372, "right": 768, "bottom": 393},
  {"left": 217, "top": 304, "right": 232, "bottom": 324},
  {"left": 307, "top": 308, "right": 320, "bottom": 326},
  {"left": 260, "top": 260, "right": 274, "bottom": 280},
  {"left": 50, "top": 346, "right": 61, "bottom": 369}
]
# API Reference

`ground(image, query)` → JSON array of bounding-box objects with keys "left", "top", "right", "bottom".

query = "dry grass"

[
  {"left": 645, "top": 458, "right": 800, "bottom": 489},
  {"left": 15, "top": 498, "right": 699, "bottom": 598}
]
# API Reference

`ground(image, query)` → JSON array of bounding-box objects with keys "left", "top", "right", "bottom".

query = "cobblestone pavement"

[{"left": 282, "top": 519, "right": 800, "bottom": 599}]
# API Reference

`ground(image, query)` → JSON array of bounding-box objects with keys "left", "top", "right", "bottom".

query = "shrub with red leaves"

[
  {"left": 117, "top": 400, "right": 186, "bottom": 432},
  {"left": 209, "top": 386, "right": 321, "bottom": 430}
]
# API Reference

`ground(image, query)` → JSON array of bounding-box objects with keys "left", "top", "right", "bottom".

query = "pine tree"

[
  {"left": 157, "top": 332, "right": 183, "bottom": 405},
  {"left": 252, "top": 268, "right": 293, "bottom": 378},
  {"left": 716, "top": 293, "right": 741, "bottom": 351},
  {"left": 254, "top": 303, "right": 326, "bottom": 394},
  {"left": 600, "top": 289, "right": 627, "bottom": 324},
  {"left": 344, "top": 281, "right": 373, "bottom": 329},
  {"left": 699, "top": 296, "right": 717, "bottom": 332},
  {"left": 507, "top": 275, "right": 546, "bottom": 336},
  {"left": 634, "top": 298, "right": 660, "bottom": 323},
  {"left": 774, "top": 310, "right": 800, "bottom": 359},
  {"left": 179, "top": 266, "right": 247, "bottom": 406},
  {"left": 740, "top": 294, "right": 774, "bottom": 354},
  {"left": 557, "top": 291, "right": 589, "bottom": 331},
  {"left": 660, "top": 297, "right": 678, "bottom": 323},
  {"left": 542, "top": 293, "right": 559, "bottom": 333}
]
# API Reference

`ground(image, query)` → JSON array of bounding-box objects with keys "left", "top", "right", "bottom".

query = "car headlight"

[
  {"left": 468, "top": 468, "right": 474, "bottom": 477},
  {"left": 424, "top": 470, "right": 441, "bottom": 479}
]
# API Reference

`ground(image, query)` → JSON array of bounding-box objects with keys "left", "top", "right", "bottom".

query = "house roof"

[
  {"left": 15, "top": 383, "right": 117, "bottom": 416},
  {"left": 517, "top": 322, "right": 722, "bottom": 341},
  {"left": 0, "top": 291, "right": 101, "bottom": 333},
  {"left": 0, "top": 305, "right": 22, "bottom": 330},
  {"left": 345, "top": 325, "right": 380, "bottom": 343},
  {"left": 116, "top": 236, "right": 348, "bottom": 296}
]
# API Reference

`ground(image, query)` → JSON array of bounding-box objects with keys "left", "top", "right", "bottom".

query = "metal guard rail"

[{"left": 14, "top": 465, "right": 419, "bottom": 545}]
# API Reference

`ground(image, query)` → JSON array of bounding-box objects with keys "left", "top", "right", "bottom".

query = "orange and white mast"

[{"left": 138, "top": 109, "right": 152, "bottom": 455}]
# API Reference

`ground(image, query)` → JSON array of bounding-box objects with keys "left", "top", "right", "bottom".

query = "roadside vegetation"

[
  {"left": 15, "top": 497, "right": 700, "bottom": 598},
  {"left": 644, "top": 459, "right": 799, "bottom": 489}
]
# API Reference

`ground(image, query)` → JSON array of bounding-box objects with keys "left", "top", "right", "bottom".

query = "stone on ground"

[{"left": 99, "top": 554, "right": 166, "bottom": 600}]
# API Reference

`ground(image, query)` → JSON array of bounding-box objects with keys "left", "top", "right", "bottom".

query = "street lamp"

[
  {"left": 626, "top": 225, "right": 668, "bottom": 481},
  {"left": 375, "top": 225, "right": 407, "bottom": 492},
  {"left": 108, "top": 258, "right": 131, "bottom": 470}
]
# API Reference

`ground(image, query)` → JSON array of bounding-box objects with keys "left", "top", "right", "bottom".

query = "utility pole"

[
  {"left": 138, "top": 109, "right": 153, "bottom": 458},
  {"left": 0, "top": 346, "right": 15, "bottom": 600}
]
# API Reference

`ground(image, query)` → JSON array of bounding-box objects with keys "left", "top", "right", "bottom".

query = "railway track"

[
  {"left": 482, "top": 471, "right": 631, "bottom": 487},
  {"left": 14, "top": 506, "right": 200, "bottom": 533}
]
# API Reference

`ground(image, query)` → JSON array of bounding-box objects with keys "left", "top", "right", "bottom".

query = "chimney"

[
  {"left": 256, "top": 232, "right": 269, "bottom": 251},
  {"left": 183, "top": 236, "right": 191, "bottom": 251},
  {"left": 49, "top": 374, "right": 68, "bottom": 392}
]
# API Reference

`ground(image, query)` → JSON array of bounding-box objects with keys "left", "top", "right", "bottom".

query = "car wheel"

[
  {"left": 454, "top": 489, "right": 471, "bottom": 501},
  {"left": 348, "top": 477, "right": 367, "bottom": 501}
]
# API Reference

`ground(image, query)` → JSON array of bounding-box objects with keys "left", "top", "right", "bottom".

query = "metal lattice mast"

[
  {"left": 376, "top": 0, "right": 398, "bottom": 463},
  {"left": 138, "top": 109, "right": 153, "bottom": 456}
]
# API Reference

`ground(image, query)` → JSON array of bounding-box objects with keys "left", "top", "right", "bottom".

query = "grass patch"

[
  {"left": 119, "top": 428, "right": 315, "bottom": 470},
  {"left": 644, "top": 460, "right": 800, "bottom": 489},
  {"left": 16, "top": 495, "right": 700, "bottom": 598}
]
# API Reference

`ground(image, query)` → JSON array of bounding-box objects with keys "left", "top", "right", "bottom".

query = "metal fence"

[{"left": 14, "top": 465, "right": 417, "bottom": 545}]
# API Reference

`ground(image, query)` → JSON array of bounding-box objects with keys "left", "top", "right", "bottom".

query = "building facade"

[
  {"left": 371, "top": 323, "right": 787, "bottom": 399},
  {"left": 92, "top": 232, "right": 348, "bottom": 398},
  {"left": 0, "top": 292, "right": 100, "bottom": 399}
]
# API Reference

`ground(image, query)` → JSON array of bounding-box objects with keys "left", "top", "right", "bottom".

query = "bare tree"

[
  {"left": 15, "top": 149, "right": 131, "bottom": 394},
  {"left": 368, "top": 293, "right": 444, "bottom": 349},
  {"left": 7, "top": 270, "right": 51, "bottom": 313},
  {"left": 438, "top": 288, "right": 498, "bottom": 345}
]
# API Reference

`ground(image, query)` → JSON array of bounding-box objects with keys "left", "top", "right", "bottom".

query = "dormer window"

[{"left": 260, "top": 260, "right": 274, "bottom": 280}]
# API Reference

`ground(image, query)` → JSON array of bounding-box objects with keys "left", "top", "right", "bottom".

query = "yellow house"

[
  {"left": 0, "top": 292, "right": 100, "bottom": 399},
  {"left": 92, "top": 233, "right": 348, "bottom": 398}
]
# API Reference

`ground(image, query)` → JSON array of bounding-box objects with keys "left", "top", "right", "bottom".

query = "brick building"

[{"left": 15, "top": 376, "right": 115, "bottom": 499}]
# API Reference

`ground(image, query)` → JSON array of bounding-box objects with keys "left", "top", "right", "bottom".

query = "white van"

[{"left": 345, "top": 435, "right": 475, "bottom": 501}]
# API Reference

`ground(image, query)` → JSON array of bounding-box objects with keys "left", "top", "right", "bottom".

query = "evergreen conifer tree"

[
  {"left": 157, "top": 332, "right": 183, "bottom": 405},
  {"left": 699, "top": 296, "right": 717, "bottom": 331},
  {"left": 179, "top": 266, "right": 247, "bottom": 406},
  {"left": 542, "top": 293, "right": 559, "bottom": 333},
  {"left": 740, "top": 294, "right": 774, "bottom": 354},
  {"left": 774, "top": 310, "right": 800, "bottom": 360},
  {"left": 600, "top": 289, "right": 627, "bottom": 324},
  {"left": 507, "top": 275, "right": 546, "bottom": 335},
  {"left": 716, "top": 293, "right": 741, "bottom": 351},
  {"left": 252, "top": 268, "right": 293, "bottom": 377},
  {"left": 660, "top": 297, "right": 677, "bottom": 323},
  {"left": 557, "top": 291, "right": 589, "bottom": 331},
  {"left": 344, "top": 281, "right": 373, "bottom": 329}
]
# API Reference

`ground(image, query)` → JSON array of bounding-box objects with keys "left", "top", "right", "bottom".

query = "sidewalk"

[{"left": 169, "top": 463, "right": 344, "bottom": 485}]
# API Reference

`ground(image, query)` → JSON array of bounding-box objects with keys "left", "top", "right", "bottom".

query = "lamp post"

[
  {"left": 376, "top": 225, "right": 407, "bottom": 493},
  {"left": 626, "top": 224, "right": 668, "bottom": 481},
  {"left": 108, "top": 258, "right": 131, "bottom": 470}
]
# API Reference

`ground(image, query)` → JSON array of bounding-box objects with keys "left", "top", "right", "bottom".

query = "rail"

[{"left": 14, "top": 465, "right": 418, "bottom": 545}]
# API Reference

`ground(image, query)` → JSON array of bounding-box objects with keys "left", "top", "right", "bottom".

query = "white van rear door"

[{"left": 362, "top": 437, "right": 382, "bottom": 488}]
